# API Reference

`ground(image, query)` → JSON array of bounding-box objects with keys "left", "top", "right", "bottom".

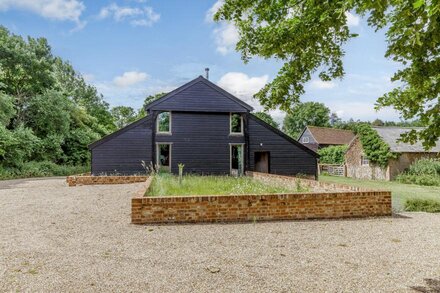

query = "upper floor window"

[
  {"left": 230, "top": 113, "right": 243, "bottom": 135},
  {"left": 157, "top": 111, "right": 171, "bottom": 134},
  {"left": 302, "top": 137, "right": 310, "bottom": 143},
  {"left": 361, "top": 155, "right": 369, "bottom": 166}
]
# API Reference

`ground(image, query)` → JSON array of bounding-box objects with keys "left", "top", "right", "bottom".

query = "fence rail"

[{"left": 318, "top": 164, "right": 346, "bottom": 177}]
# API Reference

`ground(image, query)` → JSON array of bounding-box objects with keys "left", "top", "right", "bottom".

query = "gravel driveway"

[{"left": 0, "top": 178, "right": 439, "bottom": 292}]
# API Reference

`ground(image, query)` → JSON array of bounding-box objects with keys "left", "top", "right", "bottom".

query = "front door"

[{"left": 254, "top": 151, "right": 269, "bottom": 173}]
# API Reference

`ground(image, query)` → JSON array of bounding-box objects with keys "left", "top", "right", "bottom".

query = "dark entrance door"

[{"left": 254, "top": 151, "right": 269, "bottom": 173}]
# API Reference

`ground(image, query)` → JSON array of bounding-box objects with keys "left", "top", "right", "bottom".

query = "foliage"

[
  {"left": 214, "top": 0, "right": 440, "bottom": 148},
  {"left": 0, "top": 26, "right": 114, "bottom": 170},
  {"left": 396, "top": 158, "right": 440, "bottom": 186},
  {"left": 318, "top": 145, "right": 348, "bottom": 164},
  {"left": 283, "top": 102, "right": 330, "bottom": 138},
  {"left": 146, "top": 173, "right": 305, "bottom": 196},
  {"left": 137, "top": 92, "right": 168, "bottom": 118},
  {"left": 404, "top": 199, "right": 440, "bottom": 213},
  {"left": 253, "top": 111, "right": 279, "bottom": 128},
  {"left": 111, "top": 106, "right": 137, "bottom": 129},
  {"left": 0, "top": 161, "right": 88, "bottom": 180},
  {"left": 355, "top": 124, "right": 398, "bottom": 168}
]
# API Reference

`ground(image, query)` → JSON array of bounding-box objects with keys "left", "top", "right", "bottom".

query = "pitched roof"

[
  {"left": 305, "top": 126, "right": 355, "bottom": 145},
  {"left": 144, "top": 76, "right": 254, "bottom": 112},
  {"left": 373, "top": 127, "right": 440, "bottom": 153}
]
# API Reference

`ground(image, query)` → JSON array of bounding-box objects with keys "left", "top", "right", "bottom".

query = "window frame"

[
  {"left": 361, "top": 155, "right": 370, "bottom": 166},
  {"left": 230, "top": 143, "right": 245, "bottom": 176},
  {"left": 229, "top": 112, "right": 243, "bottom": 135},
  {"left": 302, "top": 137, "right": 310, "bottom": 143},
  {"left": 156, "top": 111, "right": 172, "bottom": 135},
  {"left": 156, "top": 142, "right": 172, "bottom": 170}
]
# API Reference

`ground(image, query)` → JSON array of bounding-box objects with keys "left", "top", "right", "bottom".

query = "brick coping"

[{"left": 67, "top": 174, "right": 149, "bottom": 186}]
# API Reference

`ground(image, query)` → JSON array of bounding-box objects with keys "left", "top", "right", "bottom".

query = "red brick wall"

[
  {"left": 131, "top": 173, "right": 391, "bottom": 224},
  {"left": 67, "top": 175, "right": 148, "bottom": 186}
]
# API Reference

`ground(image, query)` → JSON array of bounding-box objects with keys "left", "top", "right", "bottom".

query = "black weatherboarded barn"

[{"left": 89, "top": 76, "right": 318, "bottom": 178}]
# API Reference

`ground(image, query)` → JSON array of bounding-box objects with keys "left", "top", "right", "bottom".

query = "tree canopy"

[
  {"left": 215, "top": 0, "right": 439, "bottom": 149},
  {"left": 282, "top": 102, "right": 331, "bottom": 138},
  {"left": 253, "top": 111, "right": 279, "bottom": 128}
]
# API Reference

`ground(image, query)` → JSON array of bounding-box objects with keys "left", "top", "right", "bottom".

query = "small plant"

[
  {"left": 178, "top": 163, "right": 185, "bottom": 184},
  {"left": 404, "top": 198, "right": 440, "bottom": 213},
  {"left": 141, "top": 160, "right": 156, "bottom": 175}
]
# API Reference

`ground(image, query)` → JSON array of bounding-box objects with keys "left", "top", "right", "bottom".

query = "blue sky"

[{"left": 0, "top": 0, "right": 402, "bottom": 123}]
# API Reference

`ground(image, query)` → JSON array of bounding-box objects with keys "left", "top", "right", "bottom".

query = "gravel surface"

[{"left": 1, "top": 178, "right": 439, "bottom": 292}]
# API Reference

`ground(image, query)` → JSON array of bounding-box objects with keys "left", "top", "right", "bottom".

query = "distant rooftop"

[
  {"left": 373, "top": 127, "right": 440, "bottom": 153},
  {"left": 306, "top": 126, "right": 355, "bottom": 145}
]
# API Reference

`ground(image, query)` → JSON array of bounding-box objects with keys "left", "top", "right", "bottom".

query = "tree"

[
  {"left": 253, "top": 111, "right": 279, "bottom": 128},
  {"left": 214, "top": 1, "right": 440, "bottom": 149},
  {"left": 283, "top": 102, "right": 330, "bottom": 138},
  {"left": 318, "top": 145, "right": 348, "bottom": 164},
  {"left": 372, "top": 119, "right": 384, "bottom": 126},
  {"left": 111, "top": 106, "right": 137, "bottom": 129},
  {"left": 137, "top": 92, "right": 168, "bottom": 118}
]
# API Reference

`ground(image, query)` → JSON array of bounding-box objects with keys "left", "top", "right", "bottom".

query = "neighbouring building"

[
  {"left": 89, "top": 76, "right": 318, "bottom": 178},
  {"left": 345, "top": 127, "right": 440, "bottom": 181},
  {"left": 298, "top": 126, "right": 355, "bottom": 152}
]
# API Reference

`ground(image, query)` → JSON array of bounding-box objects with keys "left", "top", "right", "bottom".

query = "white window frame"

[
  {"left": 156, "top": 142, "right": 172, "bottom": 170},
  {"left": 229, "top": 113, "right": 243, "bottom": 135},
  {"left": 230, "top": 143, "right": 245, "bottom": 175},
  {"left": 361, "top": 155, "right": 369, "bottom": 166},
  {"left": 156, "top": 111, "right": 172, "bottom": 135},
  {"left": 302, "top": 137, "right": 310, "bottom": 143}
]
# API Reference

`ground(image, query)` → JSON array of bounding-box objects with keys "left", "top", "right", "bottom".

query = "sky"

[{"left": 0, "top": 0, "right": 403, "bottom": 124}]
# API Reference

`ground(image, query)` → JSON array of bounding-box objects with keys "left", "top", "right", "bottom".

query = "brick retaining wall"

[
  {"left": 131, "top": 173, "right": 391, "bottom": 224},
  {"left": 67, "top": 175, "right": 148, "bottom": 186}
]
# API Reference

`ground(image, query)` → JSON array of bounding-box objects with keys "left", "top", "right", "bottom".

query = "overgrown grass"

[
  {"left": 0, "top": 161, "right": 88, "bottom": 180},
  {"left": 396, "top": 158, "right": 440, "bottom": 186},
  {"left": 404, "top": 199, "right": 440, "bottom": 213},
  {"left": 320, "top": 175, "right": 440, "bottom": 211},
  {"left": 146, "top": 173, "right": 306, "bottom": 196}
]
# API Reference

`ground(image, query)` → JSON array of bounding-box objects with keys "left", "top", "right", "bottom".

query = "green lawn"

[
  {"left": 146, "top": 174, "right": 306, "bottom": 196},
  {"left": 320, "top": 175, "right": 440, "bottom": 211}
]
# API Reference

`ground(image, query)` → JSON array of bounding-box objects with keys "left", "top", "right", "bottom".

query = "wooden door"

[{"left": 254, "top": 152, "right": 269, "bottom": 173}]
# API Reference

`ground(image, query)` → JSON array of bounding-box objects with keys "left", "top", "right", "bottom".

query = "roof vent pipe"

[{"left": 205, "top": 68, "right": 209, "bottom": 80}]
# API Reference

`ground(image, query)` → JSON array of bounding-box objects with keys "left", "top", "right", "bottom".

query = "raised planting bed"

[
  {"left": 131, "top": 172, "right": 392, "bottom": 224},
  {"left": 67, "top": 174, "right": 148, "bottom": 186}
]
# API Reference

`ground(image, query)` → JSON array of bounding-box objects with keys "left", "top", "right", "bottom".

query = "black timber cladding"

[
  {"left": 145, "top": 76, "right": 253, "bottom": 113},
  {"left": 248, "top": 115, "right": 318, "bottom": 176},
  {"left": 155, "top": 111, "right": 245, "bottom": 174},
  {"left": 90, "top": 116, "right": 153, "bottom": 175}
]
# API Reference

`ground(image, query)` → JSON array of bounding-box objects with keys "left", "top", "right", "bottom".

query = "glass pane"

[
  {"left": 157, "top": 112, "right": 170, "bottom": 132},
  {"left": 231, "top": 145, "right": 243, "bottom": 175},
  {"left": 158, "top": 144, "right": 170, "bottom": 167},
  {"left": 230, "top": 113, "right": 242, "bottom": 133}
]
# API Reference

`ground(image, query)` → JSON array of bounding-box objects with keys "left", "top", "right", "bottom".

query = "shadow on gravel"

[{"left": 410, "top": 278, "right": 440, "bottom": 293}]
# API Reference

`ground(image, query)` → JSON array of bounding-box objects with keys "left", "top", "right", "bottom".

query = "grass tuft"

[
  {"left": 146, "top": 173, "right": 306, "bottom": 196},
  {"left": 404, "top": 198, "right": 440, "bottom": 213}
]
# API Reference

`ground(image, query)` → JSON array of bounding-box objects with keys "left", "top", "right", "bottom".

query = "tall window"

[
  {"left": 157, "top": 112, "right": 171, "bottom": 133},
  {"left": 230, "top": 113, "right": 243, "bottom": 134},
  {"left": 156, "top": 143, "right": 171, "bottom": 171},
  {"left": 361, "top": 155, "right": 370, "bottom": 166},
  {"left": 230, "top": 144, "right": 244, "bottom": 176}
]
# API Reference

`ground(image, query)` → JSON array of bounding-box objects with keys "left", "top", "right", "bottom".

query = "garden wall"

[
  {"left": 67, "top": 175, "right": 148, "bottom": 186},
  {"left": 132, "top": 172, "right": 391, "bottom": 224}
]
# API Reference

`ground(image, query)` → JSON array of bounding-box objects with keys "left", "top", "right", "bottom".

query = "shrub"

[
  {"left": 404, "top": 199, "right": 440, "bottom": 213},
  {"left": 318, "top": 145, "right": 347, "bottom": 164},
  {"left": 396, "top": 158, "right": 440, "bottom": 186},
  {"left": 0, "top": 161, "right": 88, "bottom": 180}
]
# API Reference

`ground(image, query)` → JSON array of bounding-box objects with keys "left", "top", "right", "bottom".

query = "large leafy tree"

[
  {"left": 253, "top": 111, "right": 279, "bottom": 129},
  {"left": 111, "top": 106, "right": 137, "bottom": 129},
  {"left": 283, "top": 102, "right": 331, "bottom": 138},
  {"left": 215, "top": 0, "right": 440, "bottom": 148}
]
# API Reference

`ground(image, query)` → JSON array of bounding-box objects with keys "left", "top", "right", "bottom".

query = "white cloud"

[
  {"left": 214, "top": 23, "right": 239, "bottom": 55},
  {"left": 113, "top": 71, "right": 149, "bottom": 87},
  {"left": 0, "top": 0, "right": 85, "bottom": 27},
  {"left": 310, "top": 79, "right": 336, "bottom": 89},
  {"left": 345, "top": 11, "right": 360, "bottom": 27},
  {"left": 205, "top": 0, "right": 223, "bottom": 23},
  {"left": 98, "top": 3, "right": 160, "bottom": 27}
]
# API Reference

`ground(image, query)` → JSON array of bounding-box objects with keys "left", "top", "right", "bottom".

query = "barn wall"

[
  {"left": 155, "top": 111, "right": 245, "bottom": 174},
  {"left": 91, "top": 117, "right": 153, "bottom": 175},
  {"left": 248, "top": 116, "right": 317, "bottom": 177}
]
